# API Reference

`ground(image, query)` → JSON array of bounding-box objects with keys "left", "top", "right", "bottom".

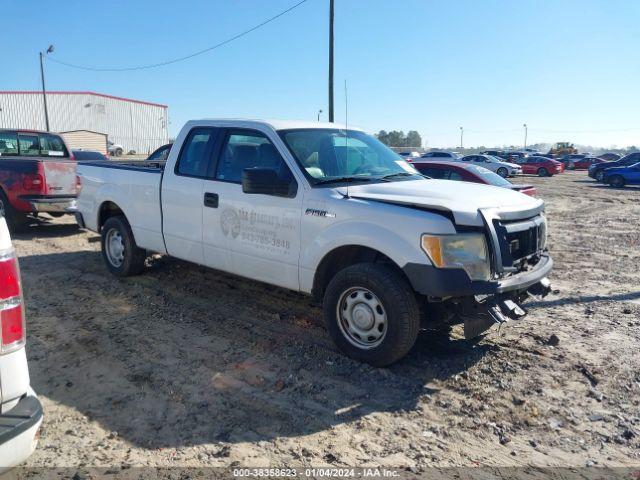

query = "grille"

[{"left": 493, "top": 216, "right": 545, "bottom": 269}]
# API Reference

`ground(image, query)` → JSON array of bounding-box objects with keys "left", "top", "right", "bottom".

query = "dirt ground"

[{"left": 15, "top": 171, "right": 639, "bottom": 469}]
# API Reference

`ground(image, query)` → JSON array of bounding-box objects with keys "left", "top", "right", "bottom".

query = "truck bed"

[
  {"left": 76, "top": 161, "right": 166, "bottom": 254},
  {"left": 78, "top": 159, "right": 166, "bottom": 171}
]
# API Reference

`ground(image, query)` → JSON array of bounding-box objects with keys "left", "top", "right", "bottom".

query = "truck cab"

[{"left": 76, "top": 120, "right": 553, "bottom": 366}]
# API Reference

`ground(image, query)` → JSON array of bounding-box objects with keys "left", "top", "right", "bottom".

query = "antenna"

[
  {"left": 344, "top": 79, "right": 350, "bottom": 198},
  {"left": 344, "top": 79, "right": 348, "bottom": 134}
]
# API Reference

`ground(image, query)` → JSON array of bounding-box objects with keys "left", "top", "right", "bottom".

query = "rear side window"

[
  {"left": 0, "top": 132, "right": 19, "bottom": 156},
  {"left": 39, "top": 134, "right": 67, "bottom": 157},
  {"left": 176, "top": 128, "right": 217, "bottom": 178},
  {"left": 18, "top": 135, "right": 41, "bottom": 156}
]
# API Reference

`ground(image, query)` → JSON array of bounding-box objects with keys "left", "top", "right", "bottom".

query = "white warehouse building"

[{"left": 0, "top": 91, "right": 169, "bottom": 155}]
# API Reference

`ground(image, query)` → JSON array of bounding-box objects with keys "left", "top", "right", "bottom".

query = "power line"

[
  {"left": 529, "top": 127, "right": 640, "bottom": 134},
  {"left": 46, "top": 0, "right": 309, "bottom": 72}
]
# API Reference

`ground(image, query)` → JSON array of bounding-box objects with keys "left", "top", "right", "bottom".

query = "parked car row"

[{"left": 588, "top": 152, "right": 640, "bottom": 187}]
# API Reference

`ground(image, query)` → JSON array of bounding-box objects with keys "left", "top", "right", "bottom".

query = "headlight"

[{"left": 421, "top": 233, "right": 490, "bottom": 281}]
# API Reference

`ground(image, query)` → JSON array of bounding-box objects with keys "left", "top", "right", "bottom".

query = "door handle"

[{"left": 204, "top": 192, "right": 219, "bottom": 208}]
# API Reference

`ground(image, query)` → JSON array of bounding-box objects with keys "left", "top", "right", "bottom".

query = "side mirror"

[{"left": 242, "top": 168, "right": 296, "bottom": 197}]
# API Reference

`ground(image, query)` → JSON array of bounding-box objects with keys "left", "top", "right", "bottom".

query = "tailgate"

[{"left": 41, "top": 159, "right": 78, "bottom": 196}]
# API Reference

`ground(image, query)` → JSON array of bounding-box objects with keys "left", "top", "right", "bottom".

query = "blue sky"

[{"left": 2, "top": 0, "right": 639, "bottom": 148}]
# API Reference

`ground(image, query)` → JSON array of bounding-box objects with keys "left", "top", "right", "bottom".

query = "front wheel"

[
  {"left": 323, "top": 263, "right": 420, "bottom": 367},
  {"left": 595, "top": 170, "right": 605, "bottom": 182},
  {"left": 538, "top": 167, "right": 550, "bottom": 177},
  {"left": 101, "top": 216, "right": 146, "bottom": 276},
  {"left": 496, "top": 167, "right": 508, "bottom": 178},
  {"left": 609, "top": 175, "right": 625, "bottom": 188}
]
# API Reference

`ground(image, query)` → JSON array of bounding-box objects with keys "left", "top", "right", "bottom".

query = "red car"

[
  {"left": 0, "top": 129, "right": 78, "bottom": 229},
  {"left": 572, "top": 157, "right": 604, "bottom": 170},
  {"left": 411, "top": 161, "right": 537, "bottom": 196},
  {"left": 512, "top": 156, "right": 564, "bottom": 176}
]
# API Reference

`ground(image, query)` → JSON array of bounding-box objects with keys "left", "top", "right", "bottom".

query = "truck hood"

[{"left": 343, "top": 179, "right": 544, "bottom": 226}]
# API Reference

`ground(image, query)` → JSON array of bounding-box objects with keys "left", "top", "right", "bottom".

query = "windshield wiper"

[
  {"left": 380, "top": 172, "right": 424, "bottom": 180},
  {"left": 313, "top": 176, "right": 375, "bottom": 186}
]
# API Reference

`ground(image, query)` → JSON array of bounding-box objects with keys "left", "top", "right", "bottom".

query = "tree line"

[{"left": 375, "top": 130, "right": 422, "bottom": 148}]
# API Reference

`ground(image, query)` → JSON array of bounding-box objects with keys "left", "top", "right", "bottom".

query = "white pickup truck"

[
  {"left": 76, "top": 119, "right": 553, "bottom": 366},
  {"left": 0, "top": 217, "right": 43, "bottom": 470}
]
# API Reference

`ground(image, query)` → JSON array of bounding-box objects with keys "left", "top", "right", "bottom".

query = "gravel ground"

[{"left": 14, "top": 171, "right": 640, "bottom": 469}]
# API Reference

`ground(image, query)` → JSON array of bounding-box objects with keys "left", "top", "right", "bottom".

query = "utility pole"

[
  {"left": 523, "top": 123, "right": 528, "bottom": 149},
  {"left": 328, "top": 0, "right": 334, "bottom": 122},
  {"left": 39, "top": 45, "right": 54, "bottom": 132},
  {"left": 317, "top": 109, "right": 323, "bottom": 122},
  {"left": 459, "top": 126, "right": 464, "bottom": 149}
]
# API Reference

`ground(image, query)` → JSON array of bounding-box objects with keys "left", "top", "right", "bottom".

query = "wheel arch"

[
  {"left": 311, "top": 244, "right": 411, "bottom": 302},
  {"left": 97, "top": 200, "right": 127, "bottom": 232}
]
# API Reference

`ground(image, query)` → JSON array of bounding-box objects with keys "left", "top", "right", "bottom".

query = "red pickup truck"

[{"left": 0, "top": 129, "right": 78, "bottom": 229}]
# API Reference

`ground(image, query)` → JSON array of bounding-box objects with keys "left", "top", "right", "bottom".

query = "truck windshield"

[{"left": 279, "top": 129, "right": 422, "bottom": 186}]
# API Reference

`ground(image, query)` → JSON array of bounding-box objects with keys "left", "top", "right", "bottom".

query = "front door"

[{"left": 203, "top": 129, "right": 302, "bottom": 290}]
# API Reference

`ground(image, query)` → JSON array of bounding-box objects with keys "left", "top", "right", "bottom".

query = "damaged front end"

[
  {"left": 404, "top": 204, "right": 554, "bottom": 338},
  {"left": 459, "top": 207, "right": 553, "bottom": 338},
  {"left": 459, "top": 277, "right": 552, "bottom": 339}
]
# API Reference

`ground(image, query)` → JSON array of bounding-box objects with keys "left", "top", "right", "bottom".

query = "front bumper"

[
  {"left": 403, "top": 253, "right": 553, "bottom": 298},
  {"left": 0, "top": 394, "right": 43, "bottom": 470},
  {"left": 18, "top": 195, "right": 77, "bottom": 213}
]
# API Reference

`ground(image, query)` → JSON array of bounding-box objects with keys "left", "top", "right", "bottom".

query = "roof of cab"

[{"left": 189, "top": 119, "right": 364, "bottom": 132}]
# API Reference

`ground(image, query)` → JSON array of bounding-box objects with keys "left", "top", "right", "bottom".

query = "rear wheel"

[
  {"left": 497, "top": 167, "right": 508, "bottom": 178},
  {"left": 0, "top": 190, "right": 28, "bottom": 231},
  {"left": 323, "top": 263, "right": 420, "bottom": 367},
  {"left": 101, "top": 216, "right": 146, "bottom": 276},
  {"left": 537, "top": 167, "right": 550, "bottom": 177},
  {"left": 609, "top": 175, "right": 625, "bottom": 188}
]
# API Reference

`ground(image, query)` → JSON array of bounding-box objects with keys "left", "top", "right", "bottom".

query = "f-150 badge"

[{"left": 305, "top": 208, "right": 336, "bottom": 218}]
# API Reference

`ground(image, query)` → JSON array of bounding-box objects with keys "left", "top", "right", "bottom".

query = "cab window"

[
  {"left": 0, "top": 132, "right": 18, "bottom": 156},
  {"left": 39, "top": 134, "right": 67, "bottom": 157},
  {"left": 18, "top": 135, "right": 40, "bottom": 156},
  {"left": 175, "top": 128, "right": 218, "bottom": 178},
  {"left": 216, "top": 130, "right": 293, "bottom": 184}
]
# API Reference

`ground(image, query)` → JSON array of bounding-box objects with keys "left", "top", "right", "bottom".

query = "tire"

[
  {"left": 497, "top": 167, "right": 508, "bottom": 178},
  {"left": 115, "top": 148, "right": 123, "bottom": 157},
  {"left": 537, "top": 167, "right": 550, "bottom": 177},
  {"left": 595, "top": 170, "right": 605, "bottom": 182},
  {"left": 323, "top": 263, "right": 420, "bottom": 367},
  {"left": 48, "top": 212, "right": 65, "bottom": 218},
  {"left": 0, "top": 190, "right": 28, "bottom": 231},
  {"left": 609, "top": 175, "right": 625, "bottom": 188},
  {"left": 101, "top": 216, "right": 146, "bottom": 276}
]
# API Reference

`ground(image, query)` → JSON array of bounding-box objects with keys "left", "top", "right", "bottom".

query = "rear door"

[
  {"left": 35, "top": 133, "right": 77, "bottom": 196},
  {"left": 161, "top": 127, "right": 219, "bottom": 264}
]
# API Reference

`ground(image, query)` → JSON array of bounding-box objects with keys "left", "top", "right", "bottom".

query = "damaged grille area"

[
  {"left": 494, "top": 216, "right": 545, "bottom": 270},
  {"left": 480, "top": 207, "right": 547, "bottom": 275}
]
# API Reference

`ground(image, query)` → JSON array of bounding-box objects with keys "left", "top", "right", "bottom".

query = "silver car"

[{"left": 459, "top": 154, "right": 522, "bottom": 177}]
